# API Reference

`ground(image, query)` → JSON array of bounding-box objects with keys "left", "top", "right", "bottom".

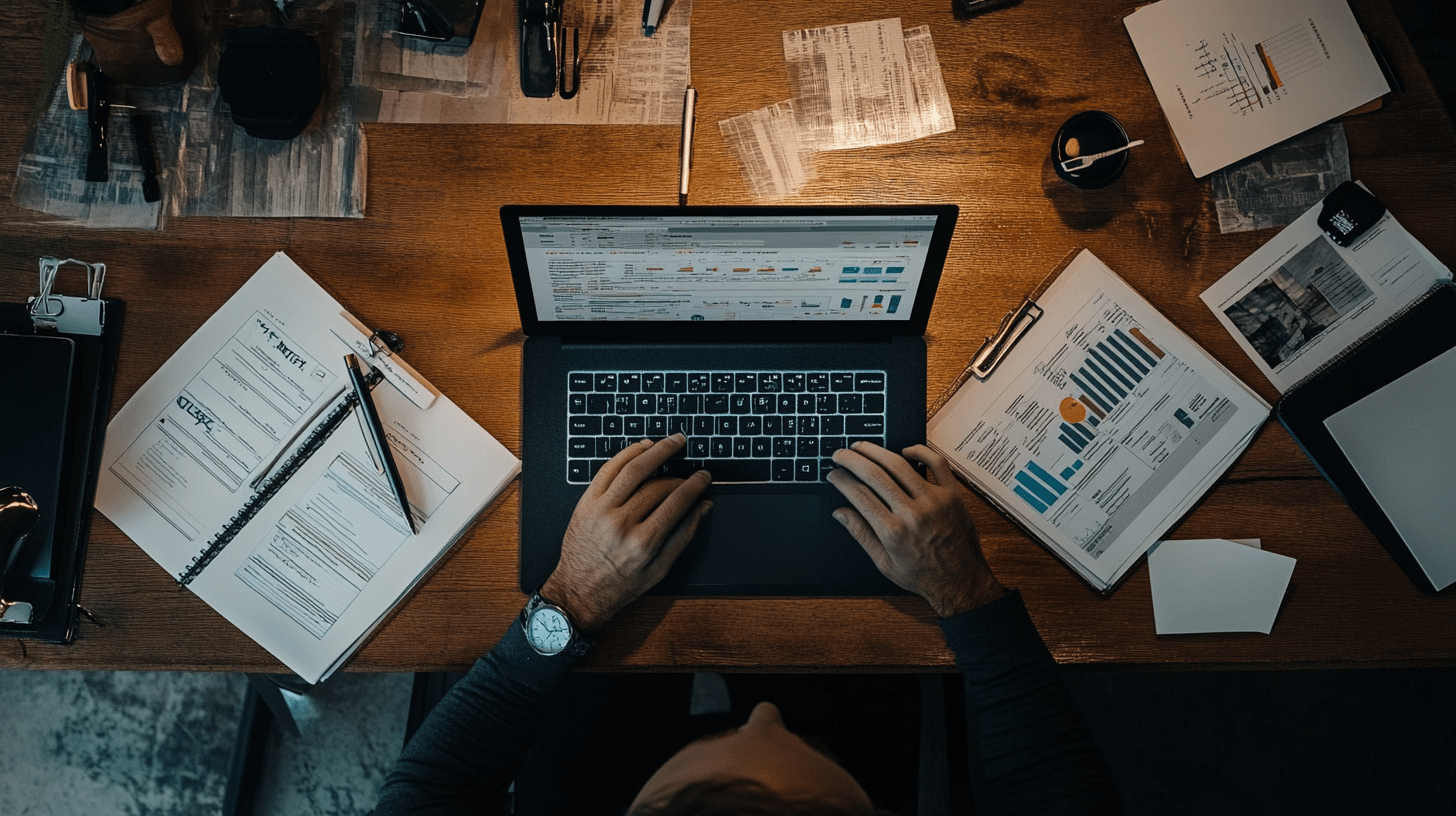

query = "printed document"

[
  {"left": 95, "top": 253, "right": 520, "bottom": 683},
  {"left": 1125, "top": 0, "right": 1388, "bottom": 177},
  {"left": 1200, "top": 183, "right": 1451, "bottom": 391},
  {"left": 928, "top": 250, "right": 1269, "bottom": 590}
]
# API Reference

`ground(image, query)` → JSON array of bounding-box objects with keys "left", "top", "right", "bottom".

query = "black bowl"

[{"left": 1052, "top": 111, "right": 1131, "bottom": 189}]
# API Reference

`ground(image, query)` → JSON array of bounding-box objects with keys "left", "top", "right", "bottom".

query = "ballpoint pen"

[
  {"left": 345, "top": 354, "right": 418, "bottom": 534},
  {"left": 642, "top": 0, "right": 664, "bottom": 36},
  {"left": 679, "top": 85, "right": 696, "bottom": 206}
]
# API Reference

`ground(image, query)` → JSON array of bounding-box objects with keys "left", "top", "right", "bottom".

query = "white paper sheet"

[
  {"left": 1149, "top": 538, "right": 1295, "bottom": 634},
  {"left": 1125, "top": 0, "right": 1388, "bottom": 177},
  {"left": 1200, "top": 183, "right": 1451, "bottom": 392}
]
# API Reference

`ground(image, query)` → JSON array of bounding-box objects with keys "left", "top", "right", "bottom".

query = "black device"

[
  {"left": 398, "top": 0, "right": 486, "bottom": 47},
  {"left": 217, "top": 27, "right": 323, "bottom": 140},
  {"left": 1317, "top": 181, "right": 1387, "bottom": 248},
  {"left": 505, "top": 204, "right": 959, "bottom": 596}
]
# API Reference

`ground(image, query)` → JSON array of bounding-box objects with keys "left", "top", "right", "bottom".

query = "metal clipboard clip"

[{"left": 28, "top": 256, "right": 107, "bottom": 336}]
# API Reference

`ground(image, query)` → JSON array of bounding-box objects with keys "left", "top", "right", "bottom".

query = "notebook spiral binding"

[{"left": 177, "top": 368, "right": 383, "bottom": 586}]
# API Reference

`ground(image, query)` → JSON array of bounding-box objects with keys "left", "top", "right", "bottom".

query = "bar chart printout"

[{"left": 950, "top": 289, "right": 1241, "bottom": 571}]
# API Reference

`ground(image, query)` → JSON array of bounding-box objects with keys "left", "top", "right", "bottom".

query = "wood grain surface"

[{"left": 1, "top": 0, "right": 1452, "bottom": 673}]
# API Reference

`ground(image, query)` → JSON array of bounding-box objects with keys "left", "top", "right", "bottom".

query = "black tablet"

[{"left": 1276, "top": 282, "right": 1456, "bottom": 593}]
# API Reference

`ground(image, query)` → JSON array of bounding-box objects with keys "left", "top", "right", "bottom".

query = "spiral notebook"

[{"left": 95, "top": 253, "right": 520, "bottom": 683}]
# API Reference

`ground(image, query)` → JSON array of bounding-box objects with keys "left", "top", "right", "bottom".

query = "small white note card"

[{"left": 1149, "top": 539, "right": 1295, "bottom": 634}]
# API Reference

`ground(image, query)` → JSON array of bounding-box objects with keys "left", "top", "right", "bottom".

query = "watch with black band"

[{"left": 520, "top": 592, "right": 590, "bottom": 657}]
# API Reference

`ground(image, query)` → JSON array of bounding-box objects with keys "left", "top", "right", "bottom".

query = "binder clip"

[
  {"left": 28, "top": 256, "right": 107, "bottom": 336},
  {"left": 970, "top": 298, "right": 1043, "bottom": 380}
]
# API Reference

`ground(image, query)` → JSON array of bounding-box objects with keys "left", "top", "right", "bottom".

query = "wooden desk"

[{"left": 2, "top": 0, "right": 1453, "bottom": 674}]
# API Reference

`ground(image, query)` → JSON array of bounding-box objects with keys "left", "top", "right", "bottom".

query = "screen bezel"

[{"left": 502, "top": 204, "right": 959, "bottom": 342}]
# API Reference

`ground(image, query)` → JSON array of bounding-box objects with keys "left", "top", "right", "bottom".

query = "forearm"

[
  {"left": 940, "top": 590, "right": 1121, "bottom": 816},
  {"left": 375, "top": 619, "right": 584, "bottom": 816}
]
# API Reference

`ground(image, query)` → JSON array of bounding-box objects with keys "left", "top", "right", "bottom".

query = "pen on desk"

[
  {"left": 642, "top": 0, "right": 664, "bottom": 36},
  {"left": 679, "top": 85, "right": 696, "bottom": 206},
  {"left": 250, "top": 384, "right": 348, "bottom": 489},
  {"left": 345, "top": 354, "right": 418, "bottom": 535}
]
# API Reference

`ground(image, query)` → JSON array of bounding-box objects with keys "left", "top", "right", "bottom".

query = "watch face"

[{"left": 527, "top": 606, "right": 571, "bottom": 654}]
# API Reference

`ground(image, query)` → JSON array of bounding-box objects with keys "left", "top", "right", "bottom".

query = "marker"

[
  {"left": 679, "top": 85, "right": 696, "bottom": 206},
  {"left": 642, "top": 0, "right": 664, "bottom": 36}
]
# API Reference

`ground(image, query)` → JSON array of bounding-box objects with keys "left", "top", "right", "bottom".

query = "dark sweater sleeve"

[
  {"left": 939, "top": 590, "right": 1121, "bottom": 816},
  {"left": 374, "top": 619, "right": 585, "bottom": 816}
]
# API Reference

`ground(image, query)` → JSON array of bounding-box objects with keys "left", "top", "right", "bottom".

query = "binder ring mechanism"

[
  {"left": 367, "top": 329, "right": 405, "bottom": 359},
  {"left": 29, "top": 256, "right": 107, "bottom": 336}
]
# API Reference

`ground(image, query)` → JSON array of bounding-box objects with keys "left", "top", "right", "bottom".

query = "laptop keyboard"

[{"left": 566, "top": 370, "right": 889, "bottom": 484}]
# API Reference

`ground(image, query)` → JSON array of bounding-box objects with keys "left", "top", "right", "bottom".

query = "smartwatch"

[{"left": 520, "top": 592, "right": 588, "bottom": 656}]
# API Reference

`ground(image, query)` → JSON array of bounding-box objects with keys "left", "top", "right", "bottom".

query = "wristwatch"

[{"left": 520, "top": 592, "right": 588, "bottom": 657}]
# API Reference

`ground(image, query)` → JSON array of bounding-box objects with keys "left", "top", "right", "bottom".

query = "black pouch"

[{"left": 218, "top": 27, "right": 323, "bottom": 140}]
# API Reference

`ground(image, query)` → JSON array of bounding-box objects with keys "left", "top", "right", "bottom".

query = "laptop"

[{"left": 505, "top": 204, "right": 959, "bottom": 595}]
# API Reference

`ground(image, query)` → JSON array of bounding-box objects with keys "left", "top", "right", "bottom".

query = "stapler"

[
  {"left": 0, "top": 488, "right": 41, "bottom": 625},
  {"left": 519, "top": 0, "right": 561, "bottom": 98}
]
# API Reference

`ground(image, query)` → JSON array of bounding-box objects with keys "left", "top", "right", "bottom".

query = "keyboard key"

[
  {"left": 589, "top": 459, "right": 608, "bottom": 478},
  {"left": 642, "top": 373, "right": 665, "bottom": 392},
  {"left": 752, "top": 395, "right": 776, "bottom": 414},
  {"left": 680, "top": 394, "right": 701, "bottom": 413},
  {"left": 603, "top": 415, "right": 623, "bottom": 435},
  {"left": 636, "top": 394, "right": 656, "bottom": 414},
  {"left": 751, "top": 437, "right": 771, "bottom": 457},
  {"left": 615, "top": 394, "right": 634, "bottom": 414},
  {"left": 782, "top": 416, "right": 798, "bottom": 435},
  {"left": 688, "top": 437, "right": 711, "bottom": 457},
  {"left": 715, "top": 416, "right": 738, "bottom": 435},
  {"left": 856, "top": 372, "right": 886, "bottom": 390},
  {"left": 830, "top": 373, "right": 854, "bottom": 391},
  {"left": 711, "top": 437, "right": 733, "bottom": 458},
  {"left": 672, "top": 459, "right": 770, "bottom": 482},
  {"left": 797, "top": 438, "right": 819, "bottom": 457},
  {"left": 785, "top": 373, "right": 806, "bottom": 392},
  {"left": 772, "top": 459, "right": 795, "bottom": 481},
  {"left": 798, "top": 415, "right": 819, "bottom": 435},
  {"left": 619, "top": 373, "right": 641, "bottom": 392},
  {"left": 693, "top": 416, "right": 715, "bottom": 435},
  {"left": 730, "top": 394, "right": 752, "bottom": 414},
  {"left": 658, "top": 394, "right": 678, "bottom": 414},
  {"left": 568, "top": 415, "right": 601, "bottom": 435},
  {"left": 797, "top": 394, "right": 815, "bottom": 413},
  {"left": 819, "top": 458, "right": 837, "bottom": 479},
  {"left": 689, "top": 373, "right": 711, "bottom": 392},
  {"left": 821, "top": 436, "right": 847, "bottom": 456},
  {"left": 711, "top": 373, "right": 735, "bottom": 392},
  {"left": 759, "top": 373, "right": 782, "bottom": 392},
  {"left": 594, "top": 373, "right": 617, "bottom": 392},
  {"left": 668, "top": 416, "right": 690, "bottom": 435},
  {"left": 569, "top": 393, "right": 587, "bottom": 413},
  {"left": 777, "top": 394, "right": 797, "bottom": 413},
  {"left": 587, "top": 394, "right": 613, "bottom": 414},
  {"left": 763, "top": 416, "right": 783, "bottom": 434},
  {"left": 568, "top": 373, "right": 593, "bottom": 391},
  {"left": 816, "top": 394, "right": 837, "bottom": 414},
  {"left": 864, "top": 393, "right": 886, "bottom": 413},
  {"left": 821, "top": 415, "right": 845, "bottom": 435},
  {"left": 667, "top": 373, "right": 687, "bottom": 392},
  {"left": 625, "top": 416, "right": 645, "bottom": 436},
  {"left": 598, "top": 437, "right": 628, "bottom": 457},
  {"left": 847, "top": 415, "right": 885, "bottom": 434},
  {"left": 740, "top": 416, "right": 762, "bottom": 435},
  {"left": 807, "top": 373, "right": 830, "bottom": 392},
  {"left": 848, "top": 436, "right": 885, "bottom": 449},
  {"left": 705, "top": 394, "right": 729, "bottom": 414},
  {"left": 568, "top": 438, "right": 595, "bottom": 457},
  {"left": 733, "top": 437, "right": 752, "bottom": 457},
  {"left": 837, "top": 393, "right": 861, "bottom": 414},
  {"left": 773, "top": 437, "right": 795, "bottom": 457},
  {"left": 794, "top": 460, "right": 818, "bottom": 481},
  {"left": 567, "top": 459, "right": 591, "bottom": 482},
  {"left": 647, "top": 416, "right": 667, "bottom": 436}
]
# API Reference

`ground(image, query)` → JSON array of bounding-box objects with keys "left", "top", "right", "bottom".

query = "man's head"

[{"left": 628, "top": 701, "right": 877, "bottom": 815}]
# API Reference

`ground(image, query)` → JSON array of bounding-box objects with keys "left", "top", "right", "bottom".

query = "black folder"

[
  {"left": 1277, "top": 282, "right": 1456, "bottom": 593},
  {"left": 0, "top": 288, "right": 124, "bottom": 642}
]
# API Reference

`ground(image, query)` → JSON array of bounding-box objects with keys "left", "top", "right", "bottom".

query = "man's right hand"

[{"left": 827, "top": 442, "right": 1004, "bottom": 618}]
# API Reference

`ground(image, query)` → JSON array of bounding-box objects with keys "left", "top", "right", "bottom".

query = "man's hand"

[
  {"left": 541, "top": 434, "right": 711, "bottom": 634},
  {"left": 827, "top": 442, "right": 1004, "bottom": 618}
]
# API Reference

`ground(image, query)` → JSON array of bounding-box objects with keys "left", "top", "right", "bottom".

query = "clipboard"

[
  {"left": 0, "top": 257, "right": 124, "bottom": 643},
  {"left": 927, "top": 249, "right": 1271, "bottom": 596},
  {"left": 1276, "top": 282, "right": 1456, "bottom": 593}
]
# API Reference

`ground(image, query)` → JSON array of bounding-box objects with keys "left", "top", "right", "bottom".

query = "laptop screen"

[{"left": 504, "top": 205, "right": 958, "bottom": 339}]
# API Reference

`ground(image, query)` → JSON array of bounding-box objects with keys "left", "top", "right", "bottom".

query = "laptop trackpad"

[{"left": 672, "top": 493, "right": 822, "bottom": 588}]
